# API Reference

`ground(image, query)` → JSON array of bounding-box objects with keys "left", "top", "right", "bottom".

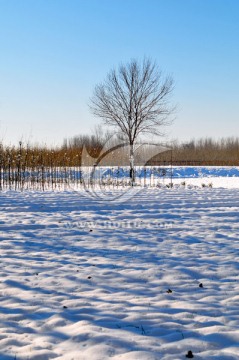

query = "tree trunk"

[{"left": 129, "top": 145, "right": 135, "bottom": 185}]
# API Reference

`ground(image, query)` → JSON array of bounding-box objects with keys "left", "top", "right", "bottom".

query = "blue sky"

[{"left": 0, "top": 0, "right": 238, "bottom": 146}]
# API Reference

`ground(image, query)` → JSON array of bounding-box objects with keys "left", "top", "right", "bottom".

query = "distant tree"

[{"left": 90, "top": 58, "right": 174, "bottom": 182}]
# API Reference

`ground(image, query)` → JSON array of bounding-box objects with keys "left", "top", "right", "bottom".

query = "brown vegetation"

[
  {"left": 149, "top": 138, "right": 239, "bottom": 166},
  {"left": 0, "top": 136, "right": 238, "bottom": 190},
  {"left": 0, "top": 137, "right": 238, "bottom": 172}
]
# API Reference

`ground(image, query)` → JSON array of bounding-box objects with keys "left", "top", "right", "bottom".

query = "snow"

[
  {"left": 90, "top": 165, "right": 239, "bottom": 179},
  {"left": 166, "top": 166, "right": 239, "bottom": 189},
  {"left": 0, "top": 183, "right": 239, "bottom": 359},
  {"left": 170, "top": 166, "right": 239, "bottom": 178},
  {"left": 76, "top": 166, "right": 239, "bottom": 190}
]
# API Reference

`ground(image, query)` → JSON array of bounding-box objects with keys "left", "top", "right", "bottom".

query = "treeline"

[
  {"left": 0, "top": 136, "right": 239, "bottom": 167},
  {"left": 62, "top": 135, "right": 239, "bottom": 166},
  {"left": 162, "top": 138, "right": 239, "bottom": 165}
]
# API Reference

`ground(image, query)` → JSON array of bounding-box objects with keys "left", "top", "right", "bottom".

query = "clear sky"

[{"left": 0, "top": 0, "right": 238, "bottom": 146}]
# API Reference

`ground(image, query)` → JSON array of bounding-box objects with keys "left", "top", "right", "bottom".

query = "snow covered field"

[
  {"left": 1, "top": 166, "right": 239, "bottom": 192},
  {"left": 0, "top": 186, "right": 239, "bottom": 359}
]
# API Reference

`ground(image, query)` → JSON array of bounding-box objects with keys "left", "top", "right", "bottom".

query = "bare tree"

[{"left": 90, "top": 58, "right": 174, "bottom": 182}]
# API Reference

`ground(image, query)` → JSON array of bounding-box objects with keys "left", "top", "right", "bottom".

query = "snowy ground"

[
  {"left": 163, "top": 177, "right": 239, "bottom": 189},
  {"left": 0, "top": 187, "right": 239, "bottom": 359}
]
